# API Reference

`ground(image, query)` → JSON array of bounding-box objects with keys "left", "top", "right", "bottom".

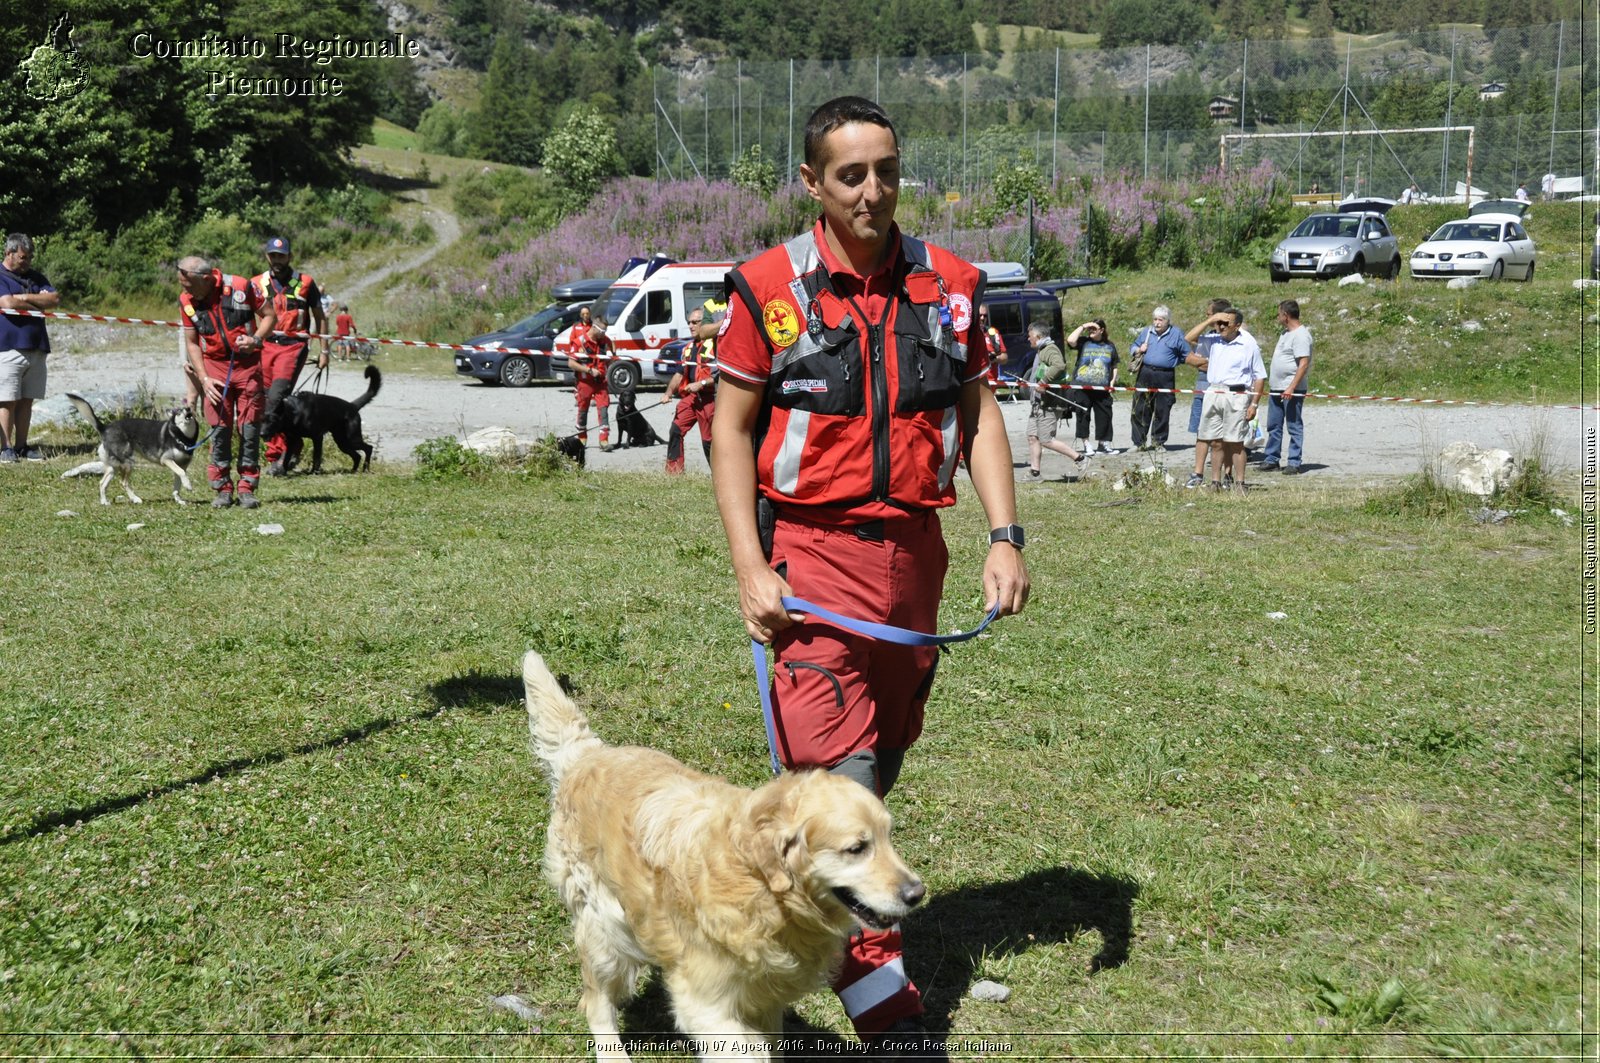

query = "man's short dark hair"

[
  {"left": 1208, "top": 298, "right": 1232, "bottom": 314},
  {"left": 1224, "top": 308, "right": 1245, "bottom": 326},
  {"left": 1279, "top": 299, "right": 1300, "bottom": 320},
  {"left": 803, "top": 96, "right": 898, "bottom": 174}
]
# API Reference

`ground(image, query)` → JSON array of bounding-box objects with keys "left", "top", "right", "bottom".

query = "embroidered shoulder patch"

[{"left": 762, "top": 299, "right": 800, "bottom": 349}]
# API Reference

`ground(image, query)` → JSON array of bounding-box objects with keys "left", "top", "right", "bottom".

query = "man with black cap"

[{"left": 252, "top": 236, "right": 328, "bottom": 475}]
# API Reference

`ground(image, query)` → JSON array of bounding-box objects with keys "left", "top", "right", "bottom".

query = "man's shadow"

[{"left": 904, "top": 865, "right": 1139, "bottom": 1030}]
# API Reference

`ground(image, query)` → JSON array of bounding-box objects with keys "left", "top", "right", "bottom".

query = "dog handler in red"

[
  {"left": 178, "top": 257, "right": 276, "bottom": 508},
  {"left": 712, "top": 97, "right": 1030, "bottom": 1051}
]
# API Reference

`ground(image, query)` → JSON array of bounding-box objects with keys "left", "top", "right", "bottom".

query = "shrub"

[
  {"left": 412, "top": 437, "right": 492, "bottom": 481},
  {"left": 730, "top": 144, "right": 779, "bottom": 196}
]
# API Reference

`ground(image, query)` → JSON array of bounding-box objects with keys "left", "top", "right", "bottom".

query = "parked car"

[
  {"left": 550, "top": 277, "right": 614, "bottom": 302},
  {"left": 1268, "top": 199, "right": 1402, "bottom": 281},
  {"left": 1409, "top": 213, "right": 1536, "bottom": 281},
  {"left": 455, "top": 301, "right": 589, "bottom": 386}
]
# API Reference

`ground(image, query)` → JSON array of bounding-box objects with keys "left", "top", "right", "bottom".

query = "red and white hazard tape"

[{"left": 11, "top": 309, "right": 1593, "bottom": 409}]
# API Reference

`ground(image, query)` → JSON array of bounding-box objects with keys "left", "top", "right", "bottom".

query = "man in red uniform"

[
  {"left": 178, "top": 256, "right": 276, "bottom": 508},
  {"left": 711, "top": 97, "right": 1030, "bottom": 1053},
  {"left": 254, "top": 237, "right": 328, "bottom": 476},
  {"left": 663, "top": 304, "right": 718, "bottom": 474},
  {"left": 569, "top": 306, "right": 613, "bottom": 452},
  {"left": 979, "top": 302, "right": 1008, "bottom": 390}
]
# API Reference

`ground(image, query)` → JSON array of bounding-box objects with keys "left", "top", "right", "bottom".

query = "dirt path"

[
  {"left": 34, "top": 351, "right": 1585, "bottom": 483},
  {"left": 338, "top": 188, "right": 462, "bottom": 304}
]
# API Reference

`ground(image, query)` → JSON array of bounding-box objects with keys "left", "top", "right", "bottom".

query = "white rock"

[
  {"left": 1267, "top": 611, "right": 1288, "bottom": 620},
  {"left": 1112, "top": 479, "right": 1127, "bottom": 492},
  {"left": 1459, "top": 320, "right": 1483, "bottom": 332},
  {"left": 1574, "top": 278, "right": 1600, "bottom": 290},
  {"left": 256, "top": 523, "right": 286, "bottom": 535},
  {"left": 1337, "top": 273, "right": 1365, "bottom": 287},
  {"left": 1337, "top": 308, "right": 1350, "bottom": 318},
  {"left": 56, "top": 510, "right": 77, "bottom": 518},
  {"left": 970, "top": 979, "right": 1011, "bottom": 1003},
  {"left": 126, "top": 523, "right": 145, "bottom": 531},
  {"left": 1438, "top": 441, "right": 1517, "bottom": 497},
  {"left": 1446, "top": 277, "right": 1476, "bottom": 290},
  {"left": 462, "top": 425, "right": 526, "bottom": 458}
]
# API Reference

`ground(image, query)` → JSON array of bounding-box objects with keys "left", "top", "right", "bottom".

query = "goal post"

[{"left": 1221, "top": 125, "right": 1476, "bottom": 203}]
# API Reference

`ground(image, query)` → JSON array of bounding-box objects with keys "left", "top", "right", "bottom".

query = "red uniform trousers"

[
  {"left": 200, "top": 355, "right": 264, "bottom": 491},
  {"left": 768, "top": 508, "right": 948, "bottom": 1034},
  {"left": 261, "top": 339, "right": 309, "bottom": 465},
  {"left": 574, "top": 377, "right": 610, "bottom": 445},
  {"left": 664, "top": 391, "right": 713, "bottom": 473}
]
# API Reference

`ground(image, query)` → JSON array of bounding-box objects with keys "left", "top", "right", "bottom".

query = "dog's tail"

[
  {"left": 349, "top": 365, "right": 382, "bottom": 411},
  {"left": 64, "top": 393, "right": 104, "bottom": 435},
  {"left": 523, "top": 650, "right": 603, "bottom": 787}
]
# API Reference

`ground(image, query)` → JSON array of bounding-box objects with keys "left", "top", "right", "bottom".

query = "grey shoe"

[
  {"left": 212, "top": 488, "right": 234, "bottom": 508},
  {"left": 237, "top": 489, "right": 260, "bottom": 509},
  {"left": 0, "top": 448, "right": 16, "bottom": 464},
  {"left": 1184, "top": 473, "right": 1204, "bottom": 488},
  {"left": 1257, "top": 462, "right": 1280, "bottom": 472},
  {"left": 20, "top": 446, "right": 44, "bottom": 462},
  {"left": 1283, "top": 465, "right": 1303, "bottom": 475}
]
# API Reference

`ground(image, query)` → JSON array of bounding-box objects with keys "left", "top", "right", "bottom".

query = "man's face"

[
  {"left": 1218, "top": 316, "right": 1242, "bottom": 339},
  {"left": 267, "top": 251, "right": 291, "bottom": 275},
  {"left": 801, "top": 122, "right": 900, "bottom": 250},
  {"left": 1152, "top": 313, "right": 1169, "bottom": 333},
  {"left": 688, "top": 313, "right": 702, "bottom": 331},
  {"left": 3, "top": 246, "right": 32, "bottom": 273},
  {"left": 178, "top": 267, "right": 214, "bottom": 299}
]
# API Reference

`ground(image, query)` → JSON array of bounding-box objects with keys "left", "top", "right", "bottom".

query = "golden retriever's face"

[{"left": 783, "top": 773, "right": 925, "bottom": 931}]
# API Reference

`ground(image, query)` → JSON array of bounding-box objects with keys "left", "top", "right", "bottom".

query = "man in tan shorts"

[{"left": 1194, "top": 307, "right": 1265, "bottom": 494}]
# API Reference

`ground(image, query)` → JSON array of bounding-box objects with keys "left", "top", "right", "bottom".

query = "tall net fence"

[{"left": 649, "top": 21, "right": 1596, "bottom": 199}]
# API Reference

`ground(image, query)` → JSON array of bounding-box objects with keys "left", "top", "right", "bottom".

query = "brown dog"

[{"left": 523, "top": 650, "right": 925, "bottom": 1061}]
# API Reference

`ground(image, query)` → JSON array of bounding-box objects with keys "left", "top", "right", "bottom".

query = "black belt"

[
  {"left": 853, "top": 520, "right": 885, "bottom": 542},
  {"left": 1227, "top": 384, "right": 1249, "bottom": 392}
]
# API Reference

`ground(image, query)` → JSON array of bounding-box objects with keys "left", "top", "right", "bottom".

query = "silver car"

[{"left": 1269, "top": 200, "right": 1402, "bottom": 282}]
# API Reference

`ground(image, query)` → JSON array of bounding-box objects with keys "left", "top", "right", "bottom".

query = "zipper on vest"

[{"left": 868, "top": 323, "right": 890, "bottom": 501}]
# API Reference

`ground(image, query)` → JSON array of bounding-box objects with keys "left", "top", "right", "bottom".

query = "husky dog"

[
  {"left": 64, "top": 394, "right": 201, "bottom": 505},
  {"left": 263, "top": 365, "right": 381, "bottom": 473}
]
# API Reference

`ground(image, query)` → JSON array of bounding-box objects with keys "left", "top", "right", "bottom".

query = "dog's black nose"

[{"left": 901, "top": 880, "right": 926, "bottom": 908}]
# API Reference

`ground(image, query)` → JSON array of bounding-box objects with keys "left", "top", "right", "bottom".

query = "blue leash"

[{"left": 752, "top": 596, "right": 1001, "bottom": 776}]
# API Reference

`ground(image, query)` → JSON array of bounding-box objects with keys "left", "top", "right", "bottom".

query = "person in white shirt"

[
  {"left": 1514, "top": 183, "right": 1531, "bottom": 204},
  {"left": 1193, "top": 307, "right": 1266, "bottom": 494},
  {"left": 1541, "top": 172, "right": 1556, "bottom": 200},
  {"left": 1258, "top": 300, "right": 1312, "bottom": 475}
]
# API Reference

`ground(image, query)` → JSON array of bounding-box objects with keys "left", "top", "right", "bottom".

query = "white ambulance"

[{"left": 552, "top": 255, "right": 733, "bottom": 393}]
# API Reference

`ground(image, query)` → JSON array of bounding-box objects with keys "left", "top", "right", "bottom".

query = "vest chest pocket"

[
  {"left": 895, "top": 308, "right": 966, "bottom": 412},
  {"left": 769, "top": 326, "right": 864, "bottom": 417}
]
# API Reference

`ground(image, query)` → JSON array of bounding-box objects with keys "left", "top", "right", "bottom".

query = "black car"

[{"left": 455, "top": 301, "right": 589, "bottom": 387}]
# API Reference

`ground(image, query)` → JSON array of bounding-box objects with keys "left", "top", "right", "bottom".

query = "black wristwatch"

[{"left": 988, "top": 524, "right": 1025, "bottom": 550}]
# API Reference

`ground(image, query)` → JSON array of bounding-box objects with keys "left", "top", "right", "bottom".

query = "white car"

[{"left": 1410, "top": 210, "right": 1536, "bottom": 281}]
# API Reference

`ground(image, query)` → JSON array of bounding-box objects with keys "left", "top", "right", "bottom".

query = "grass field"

[{"left": 0, "top": 457, "right": 1587, "bottom": 1059}]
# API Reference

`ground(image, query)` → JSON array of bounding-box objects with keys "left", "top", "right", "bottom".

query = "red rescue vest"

[
  {"left": 180, "top": 272, "right": 261, "bottom": 362},
  {"left": 727, "top": 228, "right": 981, "bottom": 516},
  {"left": 253, "top": 269, "right": 317, "bottom": 339}
]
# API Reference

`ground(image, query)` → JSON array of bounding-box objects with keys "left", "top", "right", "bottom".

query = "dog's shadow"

[
  {"left": 615, "top": 866, "right": 1136, "bottom": 1057},
  {"left": 908, "top": 865, "right": 1138, "bottom": 1029}
]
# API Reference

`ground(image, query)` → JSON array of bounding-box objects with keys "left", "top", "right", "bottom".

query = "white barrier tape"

[{"left": 9, "top": 309, "right": 1590, "bottom": 409}]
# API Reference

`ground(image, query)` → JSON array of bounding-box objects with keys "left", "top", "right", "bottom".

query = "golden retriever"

[{"left": 522, "top": 650, "right": 925, "bottom": 1061}]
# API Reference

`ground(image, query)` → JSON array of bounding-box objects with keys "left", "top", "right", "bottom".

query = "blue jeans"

[{"left": 1264, "top": 394, "right": 1305, "bottom": 467}]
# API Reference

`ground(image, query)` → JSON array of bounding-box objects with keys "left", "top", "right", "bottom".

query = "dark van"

[{"left": 982, "top": 276, "right": 1106, "bottom": 383}]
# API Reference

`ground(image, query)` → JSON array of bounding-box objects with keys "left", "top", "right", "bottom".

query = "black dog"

[
  {"left": 613, "top": 393, "right": 664, "bottom": 449},
  {"left": 263, "top": 365, "right": 381, "bottom": 473},
  {"left": 556, "top": 434, "right": 587, "bottom": 467}
]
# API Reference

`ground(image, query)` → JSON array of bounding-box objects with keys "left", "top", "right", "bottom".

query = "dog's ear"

[{"left": 743, "top": 783, "right": 807, "bottom": 894}]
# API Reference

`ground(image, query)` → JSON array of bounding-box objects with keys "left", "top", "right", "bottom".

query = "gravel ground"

[{"left": 34, "top": 344, "right": 1585, "bottom": 484}]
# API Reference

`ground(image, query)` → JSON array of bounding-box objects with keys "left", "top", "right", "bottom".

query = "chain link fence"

[{"left": 650, "top": 22, "right": 1595, "bottom": 201}]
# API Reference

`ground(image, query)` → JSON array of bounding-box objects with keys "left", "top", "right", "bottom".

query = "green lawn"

[{"left": 0, "top": 460, "right": 1586, "bottom": 1058}]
